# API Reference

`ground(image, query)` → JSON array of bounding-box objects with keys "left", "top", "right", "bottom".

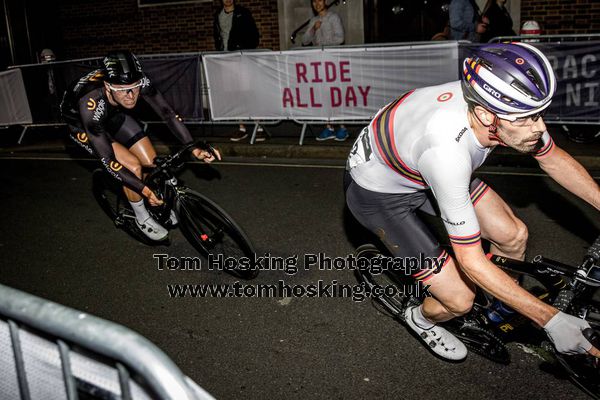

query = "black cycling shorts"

[
  {"left": 67, "top": 113, "right": 147, "bottom": 153},
  {"left": 345, "top": 171, "right": 489, "bottom": 282}
]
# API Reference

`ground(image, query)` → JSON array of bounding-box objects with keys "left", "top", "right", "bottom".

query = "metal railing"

[{"left": 0, "top": 283, "right": 215, "bottom": 400}]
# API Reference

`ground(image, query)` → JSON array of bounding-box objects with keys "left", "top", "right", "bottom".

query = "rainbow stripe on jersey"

[
  {"left": 534, "top": 136, "right": 555, "bottom": 158},
  {"left": 371, "top": 91, "right": 426, "bottom": 187}
]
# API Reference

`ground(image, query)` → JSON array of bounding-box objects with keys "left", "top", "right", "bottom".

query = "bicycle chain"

[{"left": 444, "top": 319, "right": 511, "bottom": 364}]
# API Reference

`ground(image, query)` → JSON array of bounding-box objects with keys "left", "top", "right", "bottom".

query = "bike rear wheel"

[
  {"left": 354, "top": 244, "right": 408, "bottom": 318},
  {"left": 175, "top": 188, "right": 258, "bottom": 280}
]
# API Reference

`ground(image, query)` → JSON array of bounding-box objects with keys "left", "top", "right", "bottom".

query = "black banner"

[
  {"left": 536, "top": 41, "right": 600, "bottom": 123},
  {"left": 17, "top": 54, "right": 203, "bottom": 124}
]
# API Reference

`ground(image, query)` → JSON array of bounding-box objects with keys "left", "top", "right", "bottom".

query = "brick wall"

[
  {"left": 58, "top": 0, "right": 279, "bottom": 58},
  {"left": 521, "top": 0, "right": 600, "bottom": 34},
  {"left": 56, "top": 0, "right": 600, "bottom": 59}
]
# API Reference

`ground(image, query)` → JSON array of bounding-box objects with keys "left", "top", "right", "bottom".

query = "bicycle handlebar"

[
  {"left": 147, "top": 140, "right": 215, "bottom": 182},
  {"left": 584, "top": 328, "right": 600, "bottom": 349}
]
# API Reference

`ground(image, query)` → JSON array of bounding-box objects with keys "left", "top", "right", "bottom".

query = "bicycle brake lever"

[
  {"left": 583, "top": 328, "right": 600, "bottom": 349},
  {"left": 194, "top": 141, "right": 217, "bottom": 158}
]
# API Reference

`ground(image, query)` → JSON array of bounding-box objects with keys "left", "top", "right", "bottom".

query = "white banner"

[
  {"left": 203, "top": 43, "right": 460, "bottom": 121},
  {"left": 0, "top": 69, "right": 33, "bottom": 126}
]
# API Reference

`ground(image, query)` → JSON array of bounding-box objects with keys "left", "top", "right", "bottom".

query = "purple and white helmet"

[{"left": 461, "top": 42, "right": 556, "bottom": 121}]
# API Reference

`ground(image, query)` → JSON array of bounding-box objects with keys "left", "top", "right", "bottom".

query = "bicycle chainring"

[{"left": 444, "top": 317, "right": 511, "bottom": 364}]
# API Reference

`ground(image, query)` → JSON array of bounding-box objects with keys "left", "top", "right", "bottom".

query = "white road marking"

[{"left": 0, "top": 156, "right": 598, "bottom": 178}]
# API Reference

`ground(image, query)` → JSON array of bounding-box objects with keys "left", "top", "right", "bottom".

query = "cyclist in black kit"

[{"left": 61, "top": 51, "right": 220, "bottom": 241}]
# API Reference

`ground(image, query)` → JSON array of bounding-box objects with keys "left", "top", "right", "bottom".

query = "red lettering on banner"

[
  {"left": 310, "top": 62, "right": 323, "bottom": 83},
  {"left": 296, "top": 63, "right": 308, "bottom": 83},
  {"left": 331, "top": 87, "right": 342, "bottom": 107},
  {"left": 282, "top": 61, "right": 371, "bottom": 109},
  {"left": 296, "top": 88, "right": 308, "bottom": 108},
  {"left": 325, "top": 62, "right": 337, "bottom": 82},
  {"left": 282, "top": 88, "right": 294, "bottom": 107},
  {"left": 309, "top": 87, "right": 323, "bottom": 107},
  {"left": 340, "top": 61, "right": 351, "bottom": 82},
  {"left": 345, "top": 87, "right": 357, "bottom": 107},
  {"left": 358, "top": 86, "right": 371, "bottom": 106}
]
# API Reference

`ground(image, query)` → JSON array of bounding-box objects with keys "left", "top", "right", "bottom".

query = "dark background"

[{"left": 2, "top": 0, "right": 600, "bottom": 68}]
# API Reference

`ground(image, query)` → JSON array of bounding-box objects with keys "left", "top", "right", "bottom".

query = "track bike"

[
  {"left": 354, "top": 236, "right": 600, "bottom": 398},
  {"left": 92, "top": 141, "right": 258, "bottom": 280}
]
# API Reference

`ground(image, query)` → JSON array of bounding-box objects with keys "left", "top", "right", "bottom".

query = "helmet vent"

[
  {"left": 526, "top": 68, "right": 546, "bottom": 97},
  {"left": 510, "top": 80, "right": 538, "bottom": 100}
]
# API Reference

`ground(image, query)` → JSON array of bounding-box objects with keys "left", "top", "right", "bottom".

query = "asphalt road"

[{"left": 0, "top": 155, "right": 599, "bottom": 400}]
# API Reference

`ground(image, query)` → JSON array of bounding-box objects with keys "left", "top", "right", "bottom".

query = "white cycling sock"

[
  {"left": 129, "top": 199, "right": 150, "bottom": 224},
  {"left": 412, "top": 305, "right": 435, "bottom": 329}
]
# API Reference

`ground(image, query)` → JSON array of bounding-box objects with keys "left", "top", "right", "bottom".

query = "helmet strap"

[
  {"left": 487, "top": 115, "right": 508, "bottom": 146},
  {"left": 472, "top": 108, "right": 507, "bottom": 147}
]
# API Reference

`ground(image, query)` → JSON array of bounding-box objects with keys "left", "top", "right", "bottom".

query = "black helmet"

[{"left": 103, "top": 51, "right": 144, "bottom": 85}]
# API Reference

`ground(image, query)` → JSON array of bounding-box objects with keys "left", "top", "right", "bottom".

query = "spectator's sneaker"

[
  {"left": 255, "top": 127, "right": 268, "bottom": 142},
  {"left": 335, "top": 128, "right": 349, "bottom": 141},
  {"left": 230, "top": 130, "right": 248, "bottom": 142},
  {"left": 404, "top": 306, "right": 467, "bottom": 361},
  {"left": 135, "top": 216, "right": 169, "bottom": 241},
  {"left": 316, "top": 128, "right": 336, "bottom": 141}
]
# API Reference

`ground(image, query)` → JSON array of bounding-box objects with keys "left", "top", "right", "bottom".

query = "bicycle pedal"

[{"left": 114, "top": 216, "right": 125, "bottom": 227}]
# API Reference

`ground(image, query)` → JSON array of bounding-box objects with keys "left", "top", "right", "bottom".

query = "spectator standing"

[
  {"left": 481, "top": 0, "right": 515, "bottom": 43},
  {"left": 302, "top": 0, "right": 348, "bottom": 141},
  {"left": 213, "top": 0, "right": 266, "bottom": 142},
  {"left": 40, "top": 48, "right": 60, "bottom": 121},
  {"left": 449, "top": 0, "right": 488, "bottom": 42}
]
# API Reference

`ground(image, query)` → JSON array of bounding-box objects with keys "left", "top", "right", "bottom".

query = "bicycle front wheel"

[{"left": 175, "top": 188, "right": 258, "bottom": 280}]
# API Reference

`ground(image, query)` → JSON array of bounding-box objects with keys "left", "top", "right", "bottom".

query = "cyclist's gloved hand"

[
  {"left": 543, "top": 311, "right": 593, "bottom": 355},
  {"left": 192, "top": 147, "right": 221, "bottom": 163}
]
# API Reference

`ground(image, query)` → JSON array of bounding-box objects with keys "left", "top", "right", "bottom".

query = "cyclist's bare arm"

[
  {"left": 535, "top": 144, "right": 600, "bottom": 211},
  {"left": 453, "top": 244, "right": 556, "bottom": 325},
  {"left": 454, "top": 244, "right": 600, "bottom": 357}
]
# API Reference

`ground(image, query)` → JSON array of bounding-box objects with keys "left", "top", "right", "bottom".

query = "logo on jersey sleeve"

[
  {"left": 437, "top": 92, "right": 453, "bottom": 102},
  {"left": 76, "top": 132, "right": 88, "bottom": 143},
  {"left": 92, "top": 99, "right": 106, "bottom": 122},
  {"left": 109, "top": 161, "right": 123, "bottom": 172},
  {"left": 87, "top": 98, "right": 97, "bottom": 110},
  {"left": 88, "top": 71, "right": 104, "bottom": 82}
]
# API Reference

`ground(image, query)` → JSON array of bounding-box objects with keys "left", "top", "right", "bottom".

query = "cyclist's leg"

[
  {"left": 112, "top": 115, "right": 156, "bottom": 168},
  {"left": 110, "top": 141, "right": 144, "bottom": 202},
  {"left": 345, "top": 175, "right": 475, "bottom": 322},
  {"left": 470, "top": 179, "right": 528, "bottom": 260},
  {"left": 111, "top": 116, "right": 168, "bottom": 239}
]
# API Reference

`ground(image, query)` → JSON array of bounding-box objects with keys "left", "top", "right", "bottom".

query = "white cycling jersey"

[{"left": 347, "top": 80, "right": 555, "bottom": 247}]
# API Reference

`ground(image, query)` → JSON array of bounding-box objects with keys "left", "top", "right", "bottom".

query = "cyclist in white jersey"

[{"left": 346, "top": 42, "right": 600, "bottom": 361}]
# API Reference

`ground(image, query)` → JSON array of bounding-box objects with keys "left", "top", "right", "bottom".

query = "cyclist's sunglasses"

[
  {"left": 107, "top": 81, "right": 142, "bottom": 95},
  {"left": 498, "top": 109, "right": 547, "bottom": 127}
]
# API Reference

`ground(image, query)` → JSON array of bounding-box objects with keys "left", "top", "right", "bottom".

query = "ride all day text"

[{"left": 282, "top": 61, "right": 371, "bottom": 108}]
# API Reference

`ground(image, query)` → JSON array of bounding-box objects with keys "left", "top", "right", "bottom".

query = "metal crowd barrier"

[
  {"left": 0, "top": 283, "right": 215, "bottom": 400},
  {"left": 4, "top": 38, "right": 600, "bottom": 145}
]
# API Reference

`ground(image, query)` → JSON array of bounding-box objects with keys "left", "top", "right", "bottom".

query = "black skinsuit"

[{"left": 61, "top": 69, "right": 193, "bottom": 194}]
